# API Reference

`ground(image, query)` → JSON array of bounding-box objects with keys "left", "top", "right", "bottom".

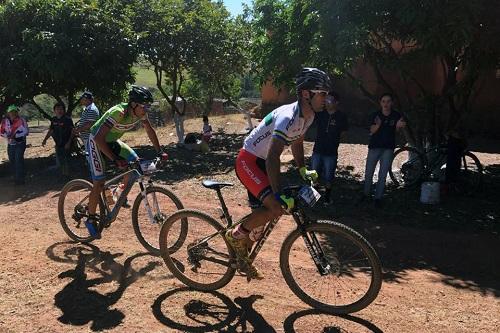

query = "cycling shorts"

[
  {"left": 235, "top": 149, "right": 272, "bottom": 205},
  {"left": 86, "top": 134, "right": 138, "bottom": 181}
]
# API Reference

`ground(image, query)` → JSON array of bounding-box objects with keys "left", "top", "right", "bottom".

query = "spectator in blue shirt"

[
  {"left": 311, "top": 91, "right": 348, "bottom": 204},
  {"left": 362, "top": 93, "right": 406, "bottom": 206}
]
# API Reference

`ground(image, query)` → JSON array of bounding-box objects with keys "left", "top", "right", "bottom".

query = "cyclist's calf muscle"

[
  {"left": 241, "top": 194, "right": 283, "bottom": 230},
  {"left": 88, "top": 179, "right": 105, "bottom": 216}
]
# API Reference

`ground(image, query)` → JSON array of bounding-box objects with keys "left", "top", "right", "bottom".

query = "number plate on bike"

[
  {"left": 139, "top": 160, "right": 157, "bottom": 174},
  {"left": 298, "top": 186, "right": 321, "bottom": 207}
]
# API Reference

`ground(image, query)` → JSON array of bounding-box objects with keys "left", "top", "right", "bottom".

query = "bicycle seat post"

[{"left": 215, "top": 188, "right": 233, "bottom": 226}]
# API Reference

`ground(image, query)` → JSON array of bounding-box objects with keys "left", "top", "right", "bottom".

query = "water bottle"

[{"left": 112, "top": 183, "right": 125, "bottom": 202}]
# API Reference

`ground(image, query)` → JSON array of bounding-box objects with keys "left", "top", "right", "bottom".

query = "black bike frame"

[
  {"left": 101, "top": 168, "right": 140, "bottom": 224},
  {"left": 212, "top": 188, "right": 330, "bottom": 273}
]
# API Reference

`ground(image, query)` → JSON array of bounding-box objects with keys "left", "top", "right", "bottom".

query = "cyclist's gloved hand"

[
  {"left": 275, "top": 193, "right": 295, "bottom": 212},
  {"left": 115, "top": 159, "right": 128, "bottom": 169},
  {"left": 299, "top": 167, "right": 318, "bottom": 182}
]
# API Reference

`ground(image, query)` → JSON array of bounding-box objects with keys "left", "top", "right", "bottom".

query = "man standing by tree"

[
  {"left": 73, "top": 91, "right": 100, "bottom": 146},
  {"left": 310, "top": 91, "right": 348, "bottom": 204}
]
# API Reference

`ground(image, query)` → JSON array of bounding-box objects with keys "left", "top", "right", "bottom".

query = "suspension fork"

[
  {"left": 138, "top": 179, "right": 160, "bottom": 223},
  {"left": 293, "top": 212, "right": 330, "bottom": 275}
]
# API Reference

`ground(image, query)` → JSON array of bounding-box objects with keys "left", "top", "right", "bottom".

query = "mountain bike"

[
  {"left": 58, "top": 157, "right": 186, "bottom": 255},
  {"left": 389, "top": 144, "right": 483, "bottom": 192},
  {"left": 69, "top": 120, "right": 88, "bottom": 165},
  {"left": 159, "top": 180, "right": 382, "bottom": 314}
]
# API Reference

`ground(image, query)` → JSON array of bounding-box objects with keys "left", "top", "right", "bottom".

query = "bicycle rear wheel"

[
  {"left": 280, "top": 221, "right": 382, "bottom": 314},
  {"left": 131, "top": 186, "right": 185, "bottom": 255},
  {"left": 159, "top": 209, "right": 236, "bottom": 291},
  {"left": 457, "top": 152, "right": 483, "bottom": 194},
  {"left": 71, "top": 136, "right": 88, "bottom": 166},
  {"left": 389, "top": 147, "right": 425, "bottom": 187},
  {"left": 58, "top": 179, "right": 104, "bottom": 242}
]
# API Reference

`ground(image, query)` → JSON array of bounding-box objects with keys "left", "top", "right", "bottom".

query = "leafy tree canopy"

[
  {"left": 134, "top": 0, "right": 250, "bottom": 114},
  {"left": 0, "top": 0, "right": 138, "bottom": 116},
  {"left": 251, "top": 0, "right": 500, "bottom": 142}
]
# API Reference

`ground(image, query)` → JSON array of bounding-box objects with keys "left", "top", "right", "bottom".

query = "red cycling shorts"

[{"left": 235, "top": 149, "right": 272, "bottom": 203}]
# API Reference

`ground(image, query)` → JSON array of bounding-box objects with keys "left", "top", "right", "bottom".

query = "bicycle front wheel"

[
  {"left": 132, "top": 186, "right": 185, "bottom": 255},
  {"left": 58, "top": 179, "right": 104, "bottom": 242},
  {"left": 159, "top": 209, "right": 236, "bottom": 291},
  {"left": 389, "top": 147, "right": 425, "bottom": 187},
  {"left": 280, "top": 221, "right": 382, "bottom": 314}
]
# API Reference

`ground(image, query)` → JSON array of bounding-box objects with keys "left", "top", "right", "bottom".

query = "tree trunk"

[
  {"left": 217, "top": 82, "right": 254, "bottom": 131},
  {"left": 29, "top": 98, "right": 51, "bottom": 120},
  {"left": 173, "top": 112, "right": 185, "bottom": 144}
]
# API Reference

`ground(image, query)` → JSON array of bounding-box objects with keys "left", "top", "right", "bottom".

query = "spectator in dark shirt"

[
  {"left": 42, "top": 102, "right": 74, "bottom": 177},
  {"left": 310, "top": 91, "right": 348, "bottom": 204},
  {"left": 362, "top": 93, "right": 406, "bottom": 206}
]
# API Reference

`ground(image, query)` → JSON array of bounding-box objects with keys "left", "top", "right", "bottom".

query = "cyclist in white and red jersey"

[{"left": 225, "top": 67, "right": 332, "bottom": 280}]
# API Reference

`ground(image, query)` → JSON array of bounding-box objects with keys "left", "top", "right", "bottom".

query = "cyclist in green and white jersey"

[{"left": 84, "top": 86, "right": 164, "bottom": 238}]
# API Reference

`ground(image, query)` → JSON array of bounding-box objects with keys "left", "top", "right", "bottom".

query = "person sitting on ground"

[
  {"left": 84, "top": 86, "right": 165, "bottom": 238},
  {"left": 0, "top": 105, "right": 29, "bottom": 185},
  {"left": 310, "top": 91, "right": 348, "bottom": 204},
  {"left": 201, "top": 115, "right": 213, "bottom": 143},
  {"left": 224, "top": 67, "right": 331, "bottom": 280},
  {"left": 42, "top": 102, "right": 74, "bottom": 178}
]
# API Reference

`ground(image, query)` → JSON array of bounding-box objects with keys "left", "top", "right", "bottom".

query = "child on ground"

[{"left": 201, "top": 115, "right": 213, "bottom": 143}]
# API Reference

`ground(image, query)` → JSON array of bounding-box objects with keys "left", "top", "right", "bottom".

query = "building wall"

[{"left": 261, "top": 64, "right": 500, "bottom": 138}]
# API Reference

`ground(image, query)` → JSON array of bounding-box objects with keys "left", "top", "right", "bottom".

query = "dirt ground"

[{"left": 0, "top": 114, "right": 499, "bottom": 333}]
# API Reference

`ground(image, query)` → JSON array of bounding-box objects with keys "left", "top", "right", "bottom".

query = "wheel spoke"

[
  {"left": 281, "top": 222, "right": 381, "bottom": 314},
  {"left": 132, "top": 186, "right": 184, "bottom": 255},
  {"left": 160, "top": 210, "right": 236, "bottom": 291}
]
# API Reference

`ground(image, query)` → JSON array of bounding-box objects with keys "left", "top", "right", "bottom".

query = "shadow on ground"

[
  {"left": 46, "top": 242, "right": 166, "bottom": 331},
  {"left": 0, "top": 153, "right": 89, "bottom": 205},
  {"left": 290, "top": 163, "right": 500, "bottom": 298},
  {"left": 5, "top": 132, "right": 500, "bottom": 300},
  {"left": 152, "top": 287, "right": 383, "bottom": 332}
]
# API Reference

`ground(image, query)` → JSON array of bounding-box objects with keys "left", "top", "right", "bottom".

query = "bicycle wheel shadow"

[
  {"left": 283, "top": 308, "right": 383, "bottom": 333},
  {"left": 152, "top": 286, "right": 276, "bottom": 332},
  {"left": 46, "top": 241, "right": 163, "bottom": 331}
]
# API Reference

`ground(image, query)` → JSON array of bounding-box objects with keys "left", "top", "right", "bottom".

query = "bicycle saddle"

[{"left": 202, "top": 179, "right": 234, "bottom": 190}]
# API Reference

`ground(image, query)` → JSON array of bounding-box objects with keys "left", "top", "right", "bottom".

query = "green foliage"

[
  {"left": 133, "top": 0, "right": 250, "bottom": 115},
  {"left": 133, "top": 65, "right": 158, "bottom": 88},
  {"left": 250, "top": 0, "right": 500, "bottom": 143},
  {"left": 0, "top": 0, "right": 138, "bottom": 115}
]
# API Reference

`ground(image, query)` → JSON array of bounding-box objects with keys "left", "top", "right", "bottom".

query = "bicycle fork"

[
  {"left": 138, "top": 180, "right": 162, "bottom": 224},
  {"left": 293, "top": 214, "right": 333, "bottom": 276}
]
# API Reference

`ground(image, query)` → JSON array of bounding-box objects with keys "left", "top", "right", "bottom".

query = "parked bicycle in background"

[{"left": 389, "top": 141, "right": 483, "bottom": 194}]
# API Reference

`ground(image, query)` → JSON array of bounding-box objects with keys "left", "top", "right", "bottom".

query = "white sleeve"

[{"left": 272, "top": 112, "right": 293, "bottom": 144}]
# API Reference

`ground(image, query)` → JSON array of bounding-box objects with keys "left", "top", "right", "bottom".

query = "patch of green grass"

[{"left": 133, "top": 66, "right": 157, "bottom": 88}]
